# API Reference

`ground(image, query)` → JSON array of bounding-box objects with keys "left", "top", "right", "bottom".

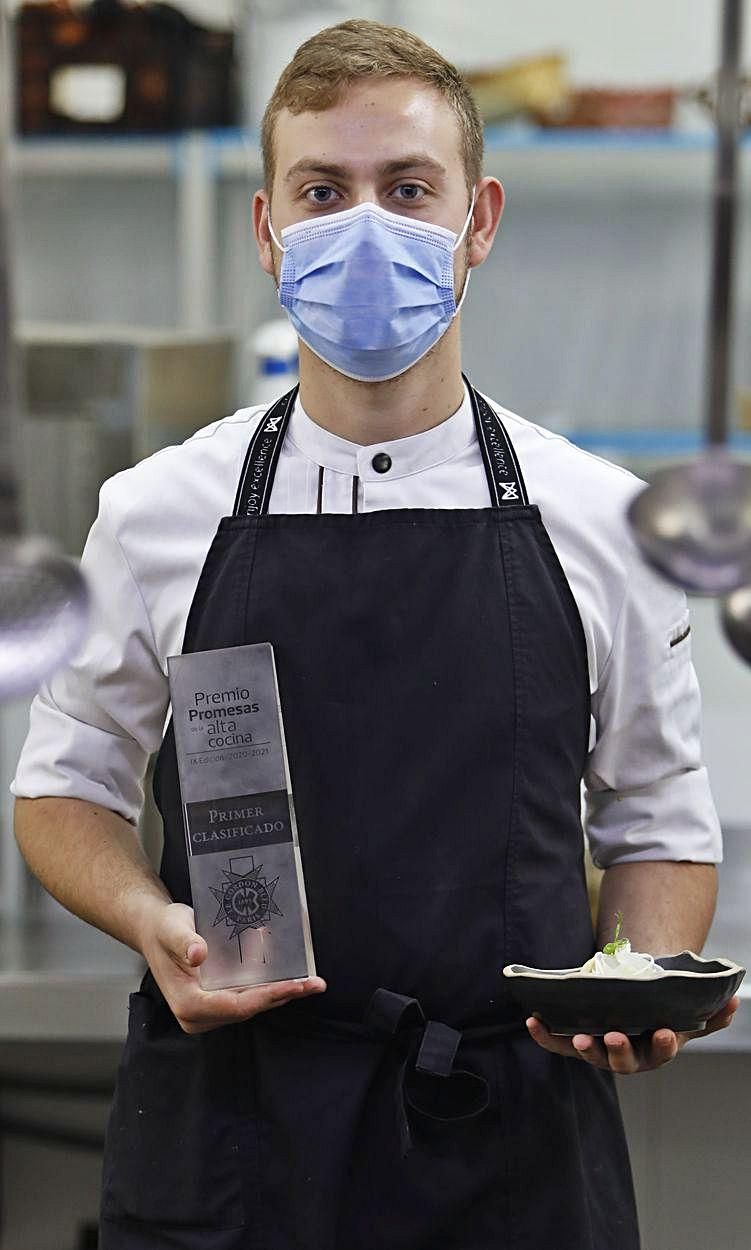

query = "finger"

[
  {"left": 167, "top": 932, "right": 205, "bottom": 975},
  {"left": 177, "top": 975, "right": 327, "bottom": 1030},
  {"left": 527, "top": 1015, "right": 602, "bottom": 1065},
  {"left": 602, "top": 1029, "right": 679, "bottom": 1072},
  {"left": 526, "top": 1016, "right": 571, "bottom": 1055},
  {"left": 702, "top": 995, "right": 741, "bottom": 1035},
  {"left": 645, "top": 1029, "right": 679, "bottom": 1067},
  {"left": 679, "top": 994, "right": 741, "bottom": 1043},
  {"left": 156, "top": 905, "right": 207, "bottom": 974},
  {"left": 571, "top": 1033, "right": 611, "bottom": 1068},
  {"left": 601, "top": 1032, "right": 642, "bottom": 1074},
  {"left": 185, "top": 936, "right": 208, "bottom": 967},
  {"left": 233, "top": 975, "right": 328, "bottom": 1014}
]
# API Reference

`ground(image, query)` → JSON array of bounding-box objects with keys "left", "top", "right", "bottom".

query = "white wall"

[
  {"left": 399, "top": 0, "right": 751, "bottom": 81},
  {"left": 208, "top": 0, "right": 751, "bottom": 89}
]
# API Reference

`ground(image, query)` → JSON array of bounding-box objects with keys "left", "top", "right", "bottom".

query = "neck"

[{"left": 296, "top": 324, "right": 465, "bottom": 445}]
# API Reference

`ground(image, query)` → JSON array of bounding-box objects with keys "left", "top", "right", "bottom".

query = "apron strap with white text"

[
  {"left": 233, "top": 377, "right": 529, "bottom": 517},
  {"left": 233, "top": 385, "right": 299, "bottom": 518},
  {"left": 466, "top": 377, "right": 529, "bottom": 506}
]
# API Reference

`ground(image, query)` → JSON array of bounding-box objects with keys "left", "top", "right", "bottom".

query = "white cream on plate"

[{"left": 579, "top": 941, "right": 666, "bottom": 979}]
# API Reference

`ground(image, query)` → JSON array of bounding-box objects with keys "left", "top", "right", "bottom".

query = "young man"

[{"left": 13, "top": 20, "right": 735, "bottom": 1250}]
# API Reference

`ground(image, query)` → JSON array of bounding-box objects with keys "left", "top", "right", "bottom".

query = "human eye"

[
  {"left": 304, "top": 185, "right": 341, "bottom": 207},
  {"left": 390, "top": 183, "right": 427, "bottom": 204}
]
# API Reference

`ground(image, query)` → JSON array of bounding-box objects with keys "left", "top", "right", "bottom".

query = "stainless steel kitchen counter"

[{"left": 0, "top": 910, "right": 143, "bottom": 1042}]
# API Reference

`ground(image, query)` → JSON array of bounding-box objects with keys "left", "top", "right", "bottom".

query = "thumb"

[
  {"left": 160, "top": 902, "right": 207, "bottom": 970},
  {"left": 185, "top": 935, "right": 208, "bottom": 967}
]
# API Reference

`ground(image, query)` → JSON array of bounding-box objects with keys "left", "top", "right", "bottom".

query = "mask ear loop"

[
  {"left": 267, "top": 210, "right": 286, "bottom": 254},
  {"left": 452, "top": 187, "right": 476, "bottom": 312},
  {"left": 266, "top": 210, "right": 288, "bottom": 299},
  {"left": 452, "top": 187, "right": 476, "bottom": 252}
]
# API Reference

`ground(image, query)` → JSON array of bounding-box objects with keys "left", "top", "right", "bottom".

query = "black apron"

[{"left": 100, "top": 380, "right": 640, "bottom": 1250}]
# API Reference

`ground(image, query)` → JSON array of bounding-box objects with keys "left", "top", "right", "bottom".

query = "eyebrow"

[{"left": 283, "top": 154, "right": 449, "bottom": 183}]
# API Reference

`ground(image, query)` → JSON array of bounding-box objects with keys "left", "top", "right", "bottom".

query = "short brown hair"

[{"left": 261, "top": 19, "right": 483, "bottom": 196}]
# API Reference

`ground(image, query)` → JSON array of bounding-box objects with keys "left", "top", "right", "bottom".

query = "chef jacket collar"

[{"left": 286, "top": 382, "right": 475, "bottom": 481}]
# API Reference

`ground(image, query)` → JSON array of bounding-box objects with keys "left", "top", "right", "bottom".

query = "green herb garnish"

[{"left": 602, "top": 910, "right": 629, "bottom": 956}]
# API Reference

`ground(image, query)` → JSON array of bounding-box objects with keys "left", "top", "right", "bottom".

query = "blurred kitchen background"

[{"left": 1, "top": 2, "right": 751, "bottom": 1247}]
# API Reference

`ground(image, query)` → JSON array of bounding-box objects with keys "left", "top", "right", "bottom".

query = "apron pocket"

[{"left": 101, "top": 991, "right": 255, "bottom": 1231}]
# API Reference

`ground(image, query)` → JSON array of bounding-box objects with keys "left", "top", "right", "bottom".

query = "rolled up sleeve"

[
  {"left": 11, "top": 487, "right": 169, "bottom": 824},
  {"left": 584, "top": 552, "right": 722, "bottom": 869}
]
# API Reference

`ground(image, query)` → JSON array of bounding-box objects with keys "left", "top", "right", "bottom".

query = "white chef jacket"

[{"left": 12, "top": 385, "right": 722, "bottom": 870}]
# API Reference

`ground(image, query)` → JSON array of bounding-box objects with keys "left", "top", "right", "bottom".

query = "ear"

[
  {"left": 253, "top": 189, "right": 276, "bottom": 278},
  {"left": 467, "top": 176, "right": 505, "bottom": 269}
]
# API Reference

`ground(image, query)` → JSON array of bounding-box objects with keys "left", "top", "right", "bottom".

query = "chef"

[{"left": 12, "top": 18, "right": 737, "bottom": 1250}]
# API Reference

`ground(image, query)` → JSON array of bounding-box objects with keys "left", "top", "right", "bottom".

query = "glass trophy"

[{"left": 168, "top": 642, "right": 316, "bottom": 989}]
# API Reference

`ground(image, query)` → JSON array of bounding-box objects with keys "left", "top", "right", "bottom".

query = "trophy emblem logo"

[{"left": 210, "top": 856, "right": 283, "bottom": 942}]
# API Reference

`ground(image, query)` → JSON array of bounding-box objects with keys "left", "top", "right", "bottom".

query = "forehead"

[{"left": 273, "top": 77, "right": 464, "bottom": 183}]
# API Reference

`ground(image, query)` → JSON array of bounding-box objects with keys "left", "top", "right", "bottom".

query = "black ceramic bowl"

[{"left": 502, "top": 951, "right": 745, "bottom": 1036}]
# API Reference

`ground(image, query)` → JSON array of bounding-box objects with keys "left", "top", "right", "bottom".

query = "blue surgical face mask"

[{"left": 267, "top": 193, "right": 475, "bottom": 382}]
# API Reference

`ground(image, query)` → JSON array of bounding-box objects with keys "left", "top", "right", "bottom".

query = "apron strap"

[
  {"left": 233, "top": 385, "right": 299, "bottom": 518},
  {"left": 233, "top": 378, "right": 530, "bottom": 518},
  {"left": 465, "top": 373, "right": 530, "bottom": 507}
]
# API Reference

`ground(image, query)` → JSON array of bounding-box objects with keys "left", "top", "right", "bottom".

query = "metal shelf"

[
  {"left": 10, "top": 135, "right": 176, "bottom": 177},
  {"left": 11, "top": 125, "right": 751, "bottom": 178}
]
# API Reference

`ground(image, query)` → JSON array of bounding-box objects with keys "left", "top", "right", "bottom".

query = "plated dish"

[{"left": 502, "top": 950, "right": 745, "bottom": 1036}]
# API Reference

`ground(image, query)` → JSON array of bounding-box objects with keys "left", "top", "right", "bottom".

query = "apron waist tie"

[
  {"left": 365, "top": 988, "right": 512, "bottom": 1157},
  {"left": 248, "top": 984, "right": 526, "bottom": 1159}
]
